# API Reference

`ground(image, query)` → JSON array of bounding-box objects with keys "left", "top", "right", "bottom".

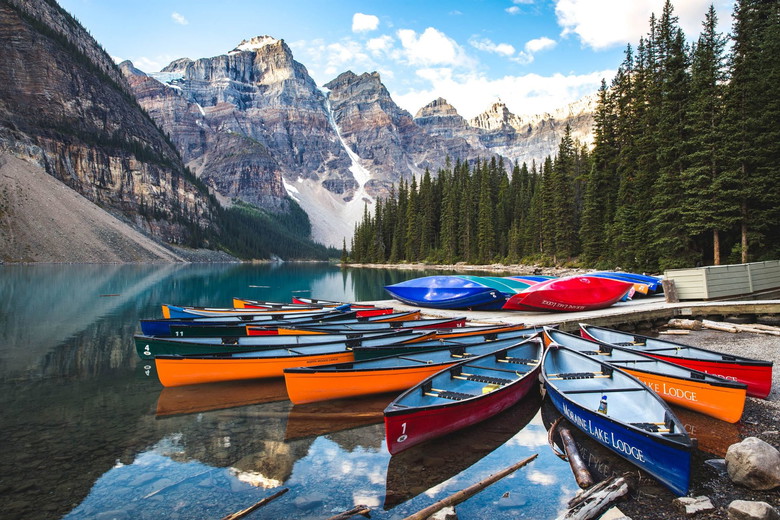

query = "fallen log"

[
  {"left": 325, "top": 505, "right": 371, "bottom": 520},
  {"left": 558, "top": 424, "right": 594, "bottom": 489},
  {"left": 667, "top": 319, "right": 702, "bottom": 330},
  {"left": 659, "top": 330, "right": 690, "bottom": 335},
  {"left": 220, "top": 488, "right": 288, "bottom": 520},
  {"left": 401, "top": 454, "right": 538, "bottom": 520},
  {"left": 701, "top": 320, "right": 738, "bottom": 333},
  {"left": 556, "top": 476, "right": 629, "bottom": 520}
]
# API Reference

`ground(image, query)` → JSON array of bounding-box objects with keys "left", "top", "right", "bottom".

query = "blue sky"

[{"left": 58, "top": 0, "right": 735, "bottom": 119}]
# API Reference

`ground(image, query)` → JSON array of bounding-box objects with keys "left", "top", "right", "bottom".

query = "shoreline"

[{"left": 341, "top": 262, "right": 598, "bottom": 277}]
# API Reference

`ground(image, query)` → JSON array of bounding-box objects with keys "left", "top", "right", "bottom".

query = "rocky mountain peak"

[
  {"left": 117, "top": 60, "right": 146, "bottom": 77},
  {"left": 161, "top": 58, "right": 194, "bottom": 73},
  {"left": 232, "top": 35, "right": 280, "bottom": 53},
  {"left": 415, "top": 97, "right": 460, "bottom": 119},
  {"left": 469, "top": 101, "right": 523, "bottom": 131}
]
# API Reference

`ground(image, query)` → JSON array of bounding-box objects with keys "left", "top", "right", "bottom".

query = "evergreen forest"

[{"left": 348, "top": 0, "right": 780, "bottom": 272}]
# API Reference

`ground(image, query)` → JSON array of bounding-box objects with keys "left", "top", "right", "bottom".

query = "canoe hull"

[
  {"left": 502, "top": 276, "right": 632, "bottom": 312},
  {"left": 384, "top": 276, "right": 506, "bottom": 310},
  {"left": 155, "top": 351, "right": 355, "bottom": 387},
  {"left": 384, "top": 371, "right": 539, "bottom": 455},
  {"left": 617, "top": 368, "right": 745, "bottom": 423},
  {"left": 543, "top": 328, "right": 747, "bottom": 423},
  {"left": 285, "top": 364, "right": 451, "bottom": 405},
  {"left": 545, "top": 383, "right": 692, "bottom": 496},
  {"left": 580, "top": 325, "right": 773, "bottom": 399}
]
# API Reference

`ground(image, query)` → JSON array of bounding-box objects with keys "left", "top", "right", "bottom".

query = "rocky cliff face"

[
  {"left": 123, "top": 37, "right": 352, "bottom": 211},
  {"left": 122, "top": 36, "right": 596, "bottom": 246},
  {"left": 0, "top": 0, "right": 214, "bottom": 246},
  {"left": 415, "top": 96, "right": 597, "bottom": 169}
]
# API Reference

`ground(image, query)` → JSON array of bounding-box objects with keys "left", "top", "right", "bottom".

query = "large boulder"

[
  {"left": 725, "top": 437, "right": 780, "bottom": 490},
  {"left": 728, "top": 500, "right": 780, "bottom": 520}
]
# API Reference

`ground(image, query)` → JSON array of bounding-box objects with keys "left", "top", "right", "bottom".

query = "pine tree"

[
  {"left": 725, "top": 0, "right": 780, "bottom": 262},
  {"left": 682, "top": 5, "right": 736, "bottom": 265}
]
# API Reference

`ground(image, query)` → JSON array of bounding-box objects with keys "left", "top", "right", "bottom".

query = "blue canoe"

[
  {"left": 588, "top": 272, "right": 663, "bottom": 294},
  {"left": 542, "top": 344, "right": 692, "bottom": 496},
  {"left": 385, "top": 276, "right": 509, "bottom": 310}
]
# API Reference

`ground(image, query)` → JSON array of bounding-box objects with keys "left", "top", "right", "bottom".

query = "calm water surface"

[{"left": 1, "top": 263, "right": 696, "bottom": 519}]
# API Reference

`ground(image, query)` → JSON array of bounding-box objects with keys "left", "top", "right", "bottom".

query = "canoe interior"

[
  {"left": 543, "top": 347, "right": 676, "bottom": 429},
  {"left": 392, "top": 343, "right": 541, "bottom": 409}
]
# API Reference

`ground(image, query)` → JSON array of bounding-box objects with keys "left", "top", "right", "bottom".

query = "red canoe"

[
  {"left": 502, "top": 275, "right": 633, "bottom": 312},
  {"left": 384, "top": 338, "right": 542, "bottom": 454},
  {"left": 580, "top": 323, "right": 773, "bottom": 399}
]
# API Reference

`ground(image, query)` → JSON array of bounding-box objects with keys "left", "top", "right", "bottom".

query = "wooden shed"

[{"left": 664, "top": 260, "right": 780, "bottom": 300}]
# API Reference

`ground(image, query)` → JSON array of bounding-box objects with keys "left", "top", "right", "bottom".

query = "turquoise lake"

[{"left": 0, "top": 263, "right": 689, "bottom": 519}]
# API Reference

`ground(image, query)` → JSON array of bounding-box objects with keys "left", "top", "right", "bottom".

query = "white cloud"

[
  {"left": 392, "top": 67, "right": 612, "bottom": 120},
  {"left": 171, "top": 12, "right": 188, "bottom": 25},
  {"left": 352, "top": 12, "right": 379, "bottom": 33},
  {"left": 366, "top": 35, "right": 394, "bottom": 55},
  {"left": 555, "top": 0, "right": 734, "bottom": 50},
  {"left": 525, "top": 36, "right": 556, "bottom": 53},
  {"left": 470, "top": 37, "right": 516, "bottom": 57},
  {"left": 397, "top": 27, "right": 474, "bottom": 68},
  {"left": 506, "top": 6, "right": 521, "bottom": 15}
]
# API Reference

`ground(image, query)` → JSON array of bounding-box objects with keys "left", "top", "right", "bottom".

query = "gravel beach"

[{"left": 609, "top": 326, "right": 780, "bottom": 520}]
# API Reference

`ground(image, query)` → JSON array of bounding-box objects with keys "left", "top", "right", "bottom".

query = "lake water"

[{"left": 1, "top": 263, "right": 701, "bottom": 519}]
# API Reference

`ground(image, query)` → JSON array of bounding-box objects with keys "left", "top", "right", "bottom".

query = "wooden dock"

[{"left": 368, "top": 296, "right": 780, "bottom": 332}]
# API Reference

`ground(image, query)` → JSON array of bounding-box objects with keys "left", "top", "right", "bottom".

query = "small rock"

[
  {"left": 428, "top": 506, "right": 457, "bottom": 519},
  {"left": 728, "top": 500, "right": 780, "bottom": 520},
  {"left": 725, "top": 437, "right": 780, "bottom": 490},
  {"left": 674, "top": 496, "right": 715, "bottom": 516}
]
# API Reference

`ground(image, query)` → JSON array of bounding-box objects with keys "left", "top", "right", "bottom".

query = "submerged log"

[
  {"left": 557, "top": 476, "right": 629, "bottom": 520},
  {"left": 558, "top": 424, "right": 595, "bottom": 489},
  {"left": 220, "top": 488, "right": 288, "bottom": 520},
  {"left": 325, "top": 505, "right": 371, "bottom": 519},
  {"left": 401, "top": 454, "right": 538, "bottom": 520}
]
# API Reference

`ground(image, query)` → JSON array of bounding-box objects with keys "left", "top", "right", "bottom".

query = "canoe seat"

[
  {"left": 221, "top": 337, "right": 239, "bottom": 345},
  {"left": 630, "top": 422, "right": 671, "bottom": 433},
  {"left": 553, "top": 372, "right": 604, "bottom": 380},
  {"left": 457, "top": 374, "right": 512, "bottom": 386},
  {"left": 425, "top": 390, "right": 475, "bottom": 401},
  {"left": 500, "top": 357, "right": 537, "bottom": 365}
]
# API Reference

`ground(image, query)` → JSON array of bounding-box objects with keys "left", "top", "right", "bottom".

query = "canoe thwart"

[
  {"left": 498, "top": 356, "right": 538, "bottom": 365},
  {"left": 548, "top": 369, "right": 613, "bottom": 380}
]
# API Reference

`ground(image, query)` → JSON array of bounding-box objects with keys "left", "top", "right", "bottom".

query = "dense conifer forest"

[{"left": 349, "top": 0, "right": 780, "bottom": 272}]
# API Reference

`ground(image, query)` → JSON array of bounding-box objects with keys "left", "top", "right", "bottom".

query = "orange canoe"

[
  {"left": 543, "top": 328, "right": 747, "bottom": 423},
  {"left": 284, "top": 336, "right": 541, "bottom": 405},
  {"left": 155, "top": 344, "right": 355, "bottom": 387}
]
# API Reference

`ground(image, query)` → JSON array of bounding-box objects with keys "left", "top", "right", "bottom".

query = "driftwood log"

[
  {"left": 558, "top": 424, "right": 595, "bottom": 489},
  {"left": 555, "top": 476, "right": 629, "bottom": 520},
  {"left": 667, "top": 319, "right": 702, "bottom": 330},
  {"left": 220, "top": 488, "right": 289, "bottom": 520},
  {"left": 325, "top": 505, "right": 371, "bottom": 520},
  {"left": 401, "top": 454, "right": 538, "bottom": 520}
]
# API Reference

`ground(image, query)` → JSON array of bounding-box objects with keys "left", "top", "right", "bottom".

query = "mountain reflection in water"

[{"left": 1, "top": 264, "right": 579, "bottom": 520}]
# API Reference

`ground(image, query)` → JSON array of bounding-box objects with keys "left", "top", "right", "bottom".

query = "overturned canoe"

[
  {"left": 384, "top": 275, "right": 507, "bottom": 310},
  {"left": 580, "top": 323, "right": 773, "bottom": 399},
  {"left": 543, "top": 328, "right": 747, "bottom": 423},
  {"left": 502, "top": 275, "right": 633, "bottom": 312},
  {"left": 384, "top": 338, "right": 543, "bottom": 454},
  {"left": 542, "top": 344, "right": 692, "bottom": 496}
]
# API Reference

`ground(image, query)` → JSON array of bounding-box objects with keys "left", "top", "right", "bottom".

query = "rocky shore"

[{"left": 589, "top": 327, "right": 780, "bottom": 520}]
